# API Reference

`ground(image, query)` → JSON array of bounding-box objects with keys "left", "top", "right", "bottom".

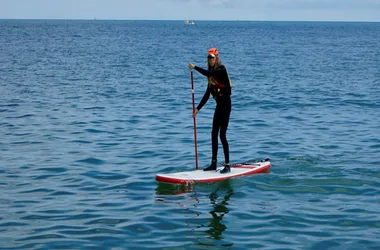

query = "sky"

[{"left": 0, "top": 0, "right": 379, "bottom": 22}]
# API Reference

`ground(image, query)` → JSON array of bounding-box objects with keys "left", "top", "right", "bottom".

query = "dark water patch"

[
  {"left": 65, "top": 96, "right": 83, "bottom": 100},
  {"left": 114, "top": 119, "right": 129, "bottom": 123},
  {"left": 80, "top": 236, "right": 126, "bottom": 248},
  {"left": 70, "top": 139, "right": 92, "bottom": 144},
  {"left": 85, "top": 218, "right": 129, "bottom": 225},
  {"left": 122, "top": 222, "right": 153, "bottom": 236},
  {"left": 68, "top": 150, "right": 82, "bottom": 155},
  {"left": 38, "top": 210, "right": 75, "bottom": 215},
  {"left": 82, "top": 171, "right": 127, "bottom": 180},
  {"left": 13, "top": 240, "right": 89, "bottom": 250},
  {"left": 76, "top": 157, "right": 104, "bottom": 165},
  {"left": 256, "top": 183, "right": 340, "bottom": 194},
  {"left": 17, "top": 233, "right": 66, "bottom": 242},
  {"left": 5, "top": 174, "right": 22, "bottom": 179},
  {"left": 351, "top": 167, "right": 380, "bottom": 177},
  {"left": 343, "top": 99, "right": 379, "bottom": 108},
  {"left": 20, "top": 164, "right": 35, "bottom": 170},
  {"left": 94, "top": 202, "right": 125, "bottom": 208},
  {"left": 282, "top": 115, "right": 304, "bottom": 121},
  {"left": 96, "top": 142, "right": 120, "bottom": 147},
  {"left": 84, "top": 128, "right": 114, "bottom": 134},
  {"left": 33, "top": 174, "right": 56, "bottom": 180},
  {"left": 127, "top": 118, "right": 139, "bottom": 124},
  {"left": 78, "top": 183, "right": 106, "bottom": 192},
  {"left": 67, "top": 77, "right": 89, "bottom": 81},
  {"left": 13, "top": 200, "right": 40, "bottom": 204},
  {"left": 134, "top": 150, "right": 157, "bottom": 159},
  {"left": 35, "top": 167, "right": 67, "bottom": 173},
  {"left": 0, "top": 103, "right": 20, "bottom": 107},
  {"left": 33, "top": 225, "right": 87, "bottom": 234},
  {"left": 70, "top": 121, "right": 88, "bottom": 125},
  {"left": 19, "top": 188, "right": 55, "bottom": 194},
  {"left": 0, "top": 222, "right": 29, "bottom": 227},
  {"left": 121, "top": 181, "right": 152, "bottom": 192},
  {"left": 312, "top": 240, "right": 370, "bottom": 250},
  {"left": 319, "top": 145, "right": 340, "bottom": 149},
  {"left": 58, "top": 213, "right": 103, "bottom": 221},
  {"left": 342, "top": 208, "right": 376, "bottom": 214},
  {"left": 10, "top": 140, "right": 44, "bottom": 145},
  {"left": 0, "top": 122, "right": 15, "bottom": 127},
  {"left": 20, "top": 215, "right": 66, "bottom": 221},
  {"left": 83, "top": 106, "right": 106, "bottom": 110},
  {"left": 60, "top": 228, "right": 124, "bottom": 235},
  {"left": 6, "top": 114, "right": 35, "bottom": 119},
  {"left": 336, "top": 219, "right": 380, "bottom": 227},
  {"left": 271, "top": 177, "right": 378, "bottom": 188},
  {"left": 50, "top": 191, "right": 76, "bottom": 196},
  {"left": 103, "top": 183, "right": 131, "bottom": 190}
]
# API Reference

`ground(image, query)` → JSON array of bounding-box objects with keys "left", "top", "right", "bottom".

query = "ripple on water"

[{"left": 76, "top": 158, "right": 105, "bottom": 165}]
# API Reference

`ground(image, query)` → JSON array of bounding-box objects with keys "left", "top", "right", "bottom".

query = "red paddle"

[{"left": 190, "top": 71, "right": 199, "bottom": 170}]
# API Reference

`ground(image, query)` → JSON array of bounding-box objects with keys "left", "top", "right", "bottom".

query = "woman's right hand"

[{"left": 192, "top": 108, "right": 199, "bottom": 117}]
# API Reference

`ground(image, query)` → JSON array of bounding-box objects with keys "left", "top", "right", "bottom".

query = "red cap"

[{"left": 208, "top": 47, "right": 219, "bottom": 57}]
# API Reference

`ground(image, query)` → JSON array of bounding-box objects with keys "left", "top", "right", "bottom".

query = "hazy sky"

[{"left": 0, "top": 0, "right": 379, "bottom": 21}]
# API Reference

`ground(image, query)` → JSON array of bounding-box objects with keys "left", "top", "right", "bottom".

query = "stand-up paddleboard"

[{"left": 156, "top": 159, "right": 271, "bottom": 184}]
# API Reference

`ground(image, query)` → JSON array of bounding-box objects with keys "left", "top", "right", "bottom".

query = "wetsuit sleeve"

[
  {"left": 196, "top": 86, "right": 211, "bottom": 111},
  {"left": 194, "top": 65, "right": 226, "bottom": 77}
]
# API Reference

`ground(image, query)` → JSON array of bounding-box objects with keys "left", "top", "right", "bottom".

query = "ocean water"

[{"left": 0, "top": 20, "right": 379, "bottom": 249}]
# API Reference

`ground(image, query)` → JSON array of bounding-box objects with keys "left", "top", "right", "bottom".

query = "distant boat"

[{"left": 184, "top": 20, "right": 195, "bottom": 25}]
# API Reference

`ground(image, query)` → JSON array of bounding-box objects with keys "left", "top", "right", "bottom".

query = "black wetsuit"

[{"left": 194, "top": 65, "right": 232, "bottom": 165}]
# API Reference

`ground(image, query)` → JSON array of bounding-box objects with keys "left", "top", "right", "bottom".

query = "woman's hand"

[
  {"left": 192, "top": 108, "right": 199, "bottom": 117},
  {"left": 188, "top": 62, "right": 195, "bottom": 69}
]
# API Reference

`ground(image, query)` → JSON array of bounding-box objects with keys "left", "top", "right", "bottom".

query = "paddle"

[{"left": 190, "top": 70, "right": 199, "bottom": 170}]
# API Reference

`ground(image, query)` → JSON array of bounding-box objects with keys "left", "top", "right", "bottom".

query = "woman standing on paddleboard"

[{"left": 188, "top": 48, "right": 232, "bottom": 174}]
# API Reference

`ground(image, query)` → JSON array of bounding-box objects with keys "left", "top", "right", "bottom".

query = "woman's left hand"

[{"left": 188, "top": 62, "right": 195, "bottom": 69}]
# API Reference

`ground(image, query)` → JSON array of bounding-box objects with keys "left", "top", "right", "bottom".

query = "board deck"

[{"left": 156, "top": 159, "right": 271, "bottom": 184}]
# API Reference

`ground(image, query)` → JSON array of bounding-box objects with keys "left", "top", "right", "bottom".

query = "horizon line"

[{"left": 0, "top": 18, "right": 379, "bottom": 23}]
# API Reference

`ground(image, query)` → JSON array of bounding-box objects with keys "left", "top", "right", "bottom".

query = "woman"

[{"left": 188, "top": 48, "right": 232, "bottom": 174}]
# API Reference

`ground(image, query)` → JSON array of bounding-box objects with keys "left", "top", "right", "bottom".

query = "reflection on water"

[
  {"left": 206, "top": 181, "right": 234, "bottom": 240},
  {"left": 155, "top": 182, "right": 195, "bottom": 196},
  {"left": 155, "top": 180, "right": 235, "bottom": 246}
]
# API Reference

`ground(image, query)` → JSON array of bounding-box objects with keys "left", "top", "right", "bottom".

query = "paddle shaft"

[{"left": 190, "top": 71, "right": 199, "bottom": 170}]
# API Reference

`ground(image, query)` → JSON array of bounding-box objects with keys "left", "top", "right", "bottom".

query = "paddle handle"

[{"left": 190, "top": 71, "right": 199, "bottom": 170}]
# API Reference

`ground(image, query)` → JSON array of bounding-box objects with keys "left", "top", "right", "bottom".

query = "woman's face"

[{"left": 208, "top": 56, "right": 216, "bottom": 67}]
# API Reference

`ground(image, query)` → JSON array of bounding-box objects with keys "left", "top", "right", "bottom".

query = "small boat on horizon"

[{"left": 184, "top": 20, "right": 195, "bottom": 25}]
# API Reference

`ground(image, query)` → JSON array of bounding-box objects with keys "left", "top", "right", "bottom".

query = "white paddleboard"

[{"left": 156, "top": 159, "right": 271, "bottom": 184}]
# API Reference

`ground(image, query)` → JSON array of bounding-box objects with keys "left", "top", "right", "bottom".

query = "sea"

[{"left": 0, "top": 20, "right": 379, "bottom": 250}]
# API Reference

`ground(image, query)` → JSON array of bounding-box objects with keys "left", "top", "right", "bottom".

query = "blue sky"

[{"left": 0, "top": 0, "right": 379, "bottom": 21}]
